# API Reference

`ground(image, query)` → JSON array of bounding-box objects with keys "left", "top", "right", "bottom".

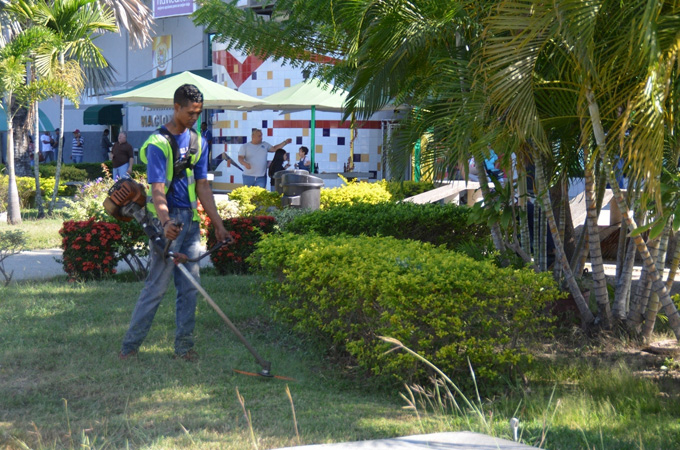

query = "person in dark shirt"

[
  {"left": 101, "top": 129, "right": 113, "bottom": 161},
  {"left": 111, "top": 131, "right": 135, "bottom": 180}
]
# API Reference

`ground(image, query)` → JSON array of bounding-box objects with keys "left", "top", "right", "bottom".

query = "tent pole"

[{"left": 310, "top": 105, "right": 316, "bottom": 173}]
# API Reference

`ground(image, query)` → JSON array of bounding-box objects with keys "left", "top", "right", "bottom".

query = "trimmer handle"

[{"left": 162, "top": 219, "right": 184, "bottom": 257}]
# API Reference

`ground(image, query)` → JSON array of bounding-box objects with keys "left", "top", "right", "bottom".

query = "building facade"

[{"left": 36, "top": 0, "right": 398, "bottom": 188}]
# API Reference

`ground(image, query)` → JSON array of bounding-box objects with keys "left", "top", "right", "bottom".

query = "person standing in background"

[
  {"left": 238, "top": 128, "right": 292, "bottom": 188},
  {"left": 40, "top": 130, "right": 54, "bottom": 162},
  {"left": 200, "top": 122, "right": 213, "bottom": 169},
  {"left": 52, "top": 128, "right": 62, "bottom": 162},
  {"left": 111, "top": 131, "right": 135, "bottom": 180},
  {"left": 101, "top": 129, "right": 113, "bottom": 161},
  {"left": 71, "top": 129, "right": 84, "bottom": 163}
]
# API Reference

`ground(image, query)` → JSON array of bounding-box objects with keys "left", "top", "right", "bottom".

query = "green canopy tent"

[
  {"left": 106, "top": 71, "right": 266, "bottom": 109},
  {"left": 251, "top": 78, "right": 358, "bottom": 173}
]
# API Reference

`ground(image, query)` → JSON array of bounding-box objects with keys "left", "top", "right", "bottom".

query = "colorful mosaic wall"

[{"left": 209, "top": 42, "right": 395, "bottom": 187}]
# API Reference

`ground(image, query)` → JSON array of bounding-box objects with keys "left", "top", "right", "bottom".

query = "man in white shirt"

[
  {"left": 238, "top": 128, "right": 291, "bottom": 188},
  {"left": 40, "top": 131, "right": 54, "bottom": 162}
]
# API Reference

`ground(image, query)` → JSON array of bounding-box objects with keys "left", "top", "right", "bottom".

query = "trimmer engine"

[
  {"left": 103, "top": 178, "right": 146, "bottom": 222},
  {"left": 103, "top": 178, "right": 163, "bottom": 241}
]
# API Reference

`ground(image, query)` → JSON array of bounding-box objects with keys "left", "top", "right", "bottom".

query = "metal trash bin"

[
  {"left": 273, "top": 169, "right": 308, "bottom": 194},
  {"left": 281, "top": 172, "right": 324, "bottom": 210}
]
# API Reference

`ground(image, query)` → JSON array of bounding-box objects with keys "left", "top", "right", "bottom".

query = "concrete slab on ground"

[{"left": 274, "top": 432, "right": 539, "bottom": 450}]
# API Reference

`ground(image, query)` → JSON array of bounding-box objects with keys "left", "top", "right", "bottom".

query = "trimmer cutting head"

[{"left": 233, "top": 369, "right": 296, "bottom": 381}]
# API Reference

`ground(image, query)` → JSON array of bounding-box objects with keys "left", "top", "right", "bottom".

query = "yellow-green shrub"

[
  {"left": 320, "top": 178, "right": 392, "bottom": 209},
  {"left": 0, "top": 176, "right": 41, "bottom": 212},
  {"left": 250, "top": 234, "right": 560, "bottom": 388},
  {"left": 229, "top": 185, "right": 281, "bottom": 216}
]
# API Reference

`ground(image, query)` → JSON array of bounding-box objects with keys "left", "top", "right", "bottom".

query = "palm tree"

[
  {"left": 482, "top": 0, "right": 680, "bottom": 338},
  {"left": 1, "top": 0, "right": 153, "bottom": 216},
  {"left": 0, "top": 25, "right": 76, "bottom": 224},
  {"left": 27, "top": 0, "right": 116, "bottom": 213}
]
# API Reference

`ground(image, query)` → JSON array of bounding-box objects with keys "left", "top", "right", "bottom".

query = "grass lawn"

[
  {"left": 0, "top": 210, "right": 66, "bottom": 250},
  {"left": 1, "top": 272, "right": 680, "bottom": 449}
]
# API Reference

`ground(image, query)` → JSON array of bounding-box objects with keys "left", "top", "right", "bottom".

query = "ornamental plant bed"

[
  {"left": 207, "top": 215, "right": 276, "bottom": 274},
  {"left": 59, "top": 218, "right": 121, "bottom": 280}
]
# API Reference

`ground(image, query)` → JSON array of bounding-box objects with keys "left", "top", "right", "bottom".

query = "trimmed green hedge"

[
  {"left": 285, "top": 202, "right": 488, "bottom": 249},
  {"left": 38, "top": 162, "right": 146, "bottom": 181},
  {"left": 250, "top": 234, "right": 560, "bottom": 387},
  {"left": 385, "top": 180, "right": 435, "bottom": 201},
  {"left": 38, "top": 164, "right": 88, "bottom": 182}
]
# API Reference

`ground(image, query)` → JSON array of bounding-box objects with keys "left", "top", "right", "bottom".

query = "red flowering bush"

[
  {"left": 59, "top": 218, "right": 121, "bottom": 280},
  {"left": 207, "top": 216, "right": 277, "bottom": 274}
]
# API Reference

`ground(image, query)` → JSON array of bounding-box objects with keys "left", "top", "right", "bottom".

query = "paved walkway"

[
  {"left": 3, "top": 248, "right": 211, "bottom": 282},
  {"left": 274, "top": 432, "right": 538, "bottom": 450}
]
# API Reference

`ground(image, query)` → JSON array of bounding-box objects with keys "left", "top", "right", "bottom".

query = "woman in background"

[{"left": 268, "top": 149, "right": 290, "bottom": 191}]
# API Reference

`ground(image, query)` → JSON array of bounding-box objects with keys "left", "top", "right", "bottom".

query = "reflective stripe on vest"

[{"left": 139, "top": 130, "right": 202, "bottom": 221}]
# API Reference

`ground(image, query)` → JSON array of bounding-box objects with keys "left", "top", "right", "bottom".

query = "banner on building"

[
  {"left": 153, "top": 0, "right": 195, "bottom": 19},
  {"left": 152, "top": 35, "right": 172, "bottom": 78}
]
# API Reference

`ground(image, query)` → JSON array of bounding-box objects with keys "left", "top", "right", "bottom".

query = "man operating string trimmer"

[{"left": 119, "top": 84, "right": 231, "bottom": 362}]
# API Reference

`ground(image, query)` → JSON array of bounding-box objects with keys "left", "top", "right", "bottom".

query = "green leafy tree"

[{"left": 0, "top": 25, "right": 77, "bottom": 224}]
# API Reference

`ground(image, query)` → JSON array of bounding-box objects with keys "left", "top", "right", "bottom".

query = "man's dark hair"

[
  {"left": 174, "top": 84, "right": 204, "bottom": 106},
  {"left": 300, "top": 146, "right": 309, "bottom": 155},
  {"left": 103, "top": 129, "right": 109, "bottom": 134}
]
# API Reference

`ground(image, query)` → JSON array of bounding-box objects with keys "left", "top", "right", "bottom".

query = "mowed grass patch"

[
  {"left": 0, "top": 274, "right": 427, "bottom": 450},
  {"left": 2, "top": 273, "right": 680, "bottom": 449},
  {"left": 0, "top": 210, "right": 66, "bottom": 250}
]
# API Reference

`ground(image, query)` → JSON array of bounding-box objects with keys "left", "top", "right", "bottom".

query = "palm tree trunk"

[
  {"left": 570, "top": 219, "right": 588, "bottom": 278},
  {"left": 535, "top": 156, "right": 594, "bottom": 326},
  {"left": 587, "top": 89, "right": 680, "bottom": 339},
  {"left": 613, "top": 232, "right": 638, "bottom": 320},
  {"left": 49, "top": 53, "right": 66, "bottom": 215},
  {"left": 614, "top": 182, "right": 633, "bottom": 282},
  {"left": 518, "top": 168, "right": 532, "bottom": 256},
  {"left": 553, "top": 179, "right": 567, "bottom": 278},
  {"left": 627, "top": 236, "right": 657, "bottom": 331},
  {"left": 32, "top": 99, "right": 44, "bottom": 218},
  {"left": 603, "top": 159, "right": 680, "bottom": 339},
  {"left": 4, "top": 96, "right": 22, "bottom": 225},
  {"left": 540, "top": 206, "right": 547, "bottom": 271},
  {"left": 30, "top": 63, "right": 44, "bottom": 218},
  {"left": 664, "top": 232, "right": 680, "bottom": 291},
  {"left": 533, "top": 201, "right": 540, "bottom": 266},
  {"left": 472, "top": 152, "right": 505, "bottom": 252},
  {"left": 613, "top": 192, "right": 642, "bottom": 320},
  {"left": 641, "top": 226, "right": 670, "bottom": 340},
  {"left": 584, "top": 147, "right": 611, "bottom": 327}
]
